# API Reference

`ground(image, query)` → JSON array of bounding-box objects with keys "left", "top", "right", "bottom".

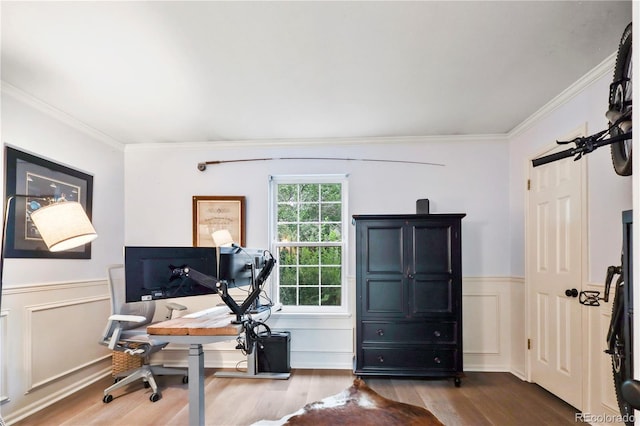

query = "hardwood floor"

[{"left": 12, "top": 369, "right": 579, "bottom": 426}]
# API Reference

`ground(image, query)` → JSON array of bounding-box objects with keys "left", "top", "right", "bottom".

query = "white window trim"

[{"left": 268, "top": 174, "right": 349, "bottom": 313}]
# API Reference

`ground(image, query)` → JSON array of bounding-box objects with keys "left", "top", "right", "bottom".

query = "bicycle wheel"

[
  {"left": 611, "top": 283, "right": 634, "bottom": 424},
  {"left": 609, "top": 22, "right": 632, "bottom": 176}
]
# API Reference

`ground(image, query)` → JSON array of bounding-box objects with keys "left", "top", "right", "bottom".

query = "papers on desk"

[
  {"left": 183, "top": 305, "right": 230, "bottom": 319},
  {"left": 183, "top": 303, "right": 282, "bottom": 319}
]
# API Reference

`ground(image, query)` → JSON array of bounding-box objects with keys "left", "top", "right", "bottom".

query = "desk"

[{"left": 147, "top": 307, "right": 279, "bottom": 426}]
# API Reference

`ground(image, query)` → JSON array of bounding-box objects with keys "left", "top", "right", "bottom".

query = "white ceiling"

[{"left": 0, "top": 1, "right": 632, "bottom": 144}]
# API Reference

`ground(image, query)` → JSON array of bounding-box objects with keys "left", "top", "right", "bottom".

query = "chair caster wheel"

[
  {"left": 103, "top": 394, "right": 113, "bottom": 404},
  {"left": 182, "top": 376, "right": 189, "bottom": 384},
  {"left": 454, "top": 377, "right": 461, "bottom": 387},
  {"left": 150, "top": 393, "right": 161, "bottom": 402}
]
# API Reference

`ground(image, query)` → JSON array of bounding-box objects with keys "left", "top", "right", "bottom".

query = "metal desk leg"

[{"left": 188, "top": 343, "right": 205, "bottom": 426}]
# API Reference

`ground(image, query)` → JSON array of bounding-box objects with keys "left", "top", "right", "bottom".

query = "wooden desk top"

[{"left": 147, "top": 310, "right": 242, "bottom": 336}]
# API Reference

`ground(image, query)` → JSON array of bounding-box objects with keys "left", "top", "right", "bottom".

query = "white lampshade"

[
  {"left": 211, "top": 229, "right": 234, "bottom": 247},
  {"left": 30, "top": 201, "right": 98, "bottom": 252}
]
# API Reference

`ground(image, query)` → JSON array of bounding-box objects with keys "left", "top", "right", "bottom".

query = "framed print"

[
  {"left": 4, "top": 146, "right": 94, "bottom": 259},
  {"left": 192, "top": 196, "right": 245, "bottom": 247}
]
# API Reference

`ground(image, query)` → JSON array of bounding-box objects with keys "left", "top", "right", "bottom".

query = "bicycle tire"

[
  {"left": 611, "top": 282, "right": 634, "bottom": 424},
  {"left": 609, "top": 22, "right": 632, "bottom": 176}
]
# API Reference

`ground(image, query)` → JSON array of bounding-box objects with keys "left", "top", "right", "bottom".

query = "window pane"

[
  {"left": 278, "top": 184, "right": 298, "bottom": 202},
  {"left": 321, "top": 203, "right": 341, "bottom": 222},
  {"left": 299, "top": 204, "right": 319, "bottom": 222},
  {"left": 280, "top": 287, "right": 297, "bottom": 305},
  {"left": 320, "top": 224, "right": 341, "bottom": 242},
  {"left": 279, "top": 266, "right": 297, "bottom": 285},
  {"left": 278, "top": 224, "right": 298, "bottom": 241},
  {"left": 300, "top": 287, "right": 319, "bottom": 305},
  {"left": 300, "top": 184, "right": 319, "bottom": 202},
  {"left": 321, "top": 183, "right": 341, "bottom": 202},
  {"left": 321, "top": 287, "right": 341, "bottom": 306},
  {"left": 279, "top": 247, "right": 298, "bottom": 265},
  {"left": 299, "top": 224, "right": 319, "bottom": 241},
  {"left": 299, "top": 267, "right": 319, "bottom": 285},
  {"left": 278, "top": 203, "right": 297, "bottom": 222},
  {"left": 321, "top": 267, "right": 341, "bottom": 285},
  {"left": 299, "top": 247, "right": 319, "bottom": 264},
  {"left": 320, "top": 247, "right": 341, "bottom": 265}
]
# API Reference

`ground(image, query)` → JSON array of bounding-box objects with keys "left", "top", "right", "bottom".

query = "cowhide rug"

[{"left": 253, "top": 378, "right": 444, "bottom": 425}]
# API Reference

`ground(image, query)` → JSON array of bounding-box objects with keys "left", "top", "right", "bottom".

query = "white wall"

[
  {"left": 125, "top": 137, "right": 510, "bottom": 275},
  {"left": 0, "top": 86, "right": 125, "bottom": 423},
  {"left": 124, "top": 136, "right": 511, "bottom": 369}
]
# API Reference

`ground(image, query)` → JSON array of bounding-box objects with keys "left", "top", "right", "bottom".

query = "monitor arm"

[{"left": 169, "top": 251, "right": 275, "bottom": 323}]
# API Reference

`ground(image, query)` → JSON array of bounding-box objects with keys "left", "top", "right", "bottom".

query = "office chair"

[{"left": 100, "top": 264, "right": 188, "bottom": 403}]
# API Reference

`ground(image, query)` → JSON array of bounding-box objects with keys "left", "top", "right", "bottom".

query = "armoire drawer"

[
  {"left": 361, "top": 320, "right": 457, "bottom": 344},
  {"left": 360, "top": 346, "right": 457, "bottom": 372}
]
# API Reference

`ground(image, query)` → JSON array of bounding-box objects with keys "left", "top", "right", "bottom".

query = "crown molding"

[
  {"left": 1, "top": 81, "right": 125, "bottom": 151},
  {"left": 508, "top": 52, "right": 616, "bottom": 138}
]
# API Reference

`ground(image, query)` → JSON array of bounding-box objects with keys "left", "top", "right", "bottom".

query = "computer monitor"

[
  {"left": 125, "top": 246, "right": 217, "bottom": 302},
  {"left": 218, "top": 246, "right": 267, "bottom": 284},
  {"left": 124, "top": 246, "right": 268, "bottom": 303}
]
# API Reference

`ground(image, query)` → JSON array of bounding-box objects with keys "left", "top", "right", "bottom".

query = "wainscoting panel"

[
  {"left": 462, "top": 277, "right": 517, "bottom": 372},
  {"left": 1, "top": 309, "right": 9, "bottom": 405},
  {"left": 2, "top": 280, "right": 112, "bottom": 425},
  {"left": 464, "top": 294, "right": 500, "bottom": 354},
  {"left": 25, "top": 296, "right": 110, "bottom": 392}
]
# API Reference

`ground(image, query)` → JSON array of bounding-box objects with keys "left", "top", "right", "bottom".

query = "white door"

[{"left": 528, "top": 141, "right": 584, "bottom": 409}]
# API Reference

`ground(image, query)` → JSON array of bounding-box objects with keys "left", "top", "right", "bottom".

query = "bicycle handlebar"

[
  {"left": 532, "top": 130, "right": 632, "bottom": 167},
  {"left": 532, "top": 148, "right": 577, "bottom": 167}
]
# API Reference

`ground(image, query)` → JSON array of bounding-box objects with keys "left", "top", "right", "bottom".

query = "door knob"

[{"left": 565, "top": 288, "right": 579, "bottom": 298}]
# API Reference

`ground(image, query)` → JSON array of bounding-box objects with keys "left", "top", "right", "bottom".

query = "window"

[{"left": 269, "top": 174, "right": 348, "bottom": 310}]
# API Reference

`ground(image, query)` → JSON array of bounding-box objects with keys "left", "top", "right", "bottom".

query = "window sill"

[{"left": 270, "top": 309, "right": 352, "bottom": 320}]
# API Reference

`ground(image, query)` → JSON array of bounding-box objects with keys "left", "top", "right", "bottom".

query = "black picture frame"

[{"left": 4, "top": 146, "right": 94, "bottom": 259}]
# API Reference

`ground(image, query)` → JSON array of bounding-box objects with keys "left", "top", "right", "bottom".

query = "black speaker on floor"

[{"left": 257, "top": 331, "right": 290, "bottom": 373}]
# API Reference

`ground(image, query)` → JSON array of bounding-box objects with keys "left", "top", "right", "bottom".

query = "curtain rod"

[{"left": 197, "top": 157, "right": 445, "bottom": 171}]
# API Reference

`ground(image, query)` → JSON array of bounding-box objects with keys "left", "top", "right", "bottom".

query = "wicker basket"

[{"left": 111, "top": 348, "right": 144, "bottom": 377}]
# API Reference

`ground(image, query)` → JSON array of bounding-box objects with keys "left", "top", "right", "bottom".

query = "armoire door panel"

[
  {"left": 412, "top": 225, "right": 452, "bottom": 274},
  {"left": 412, "top": 278, "right": 453, "bottom": 314},
  {"left": 366, "top": 226, "right": 404, "bottom": 274},
  {"left": 364, "top": 278, "right": 404, "bottom": 314}
]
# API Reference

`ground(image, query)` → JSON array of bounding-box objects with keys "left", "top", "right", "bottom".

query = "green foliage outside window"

[{"left": 275, "top": 182, "right": 343, "bottom": 306}]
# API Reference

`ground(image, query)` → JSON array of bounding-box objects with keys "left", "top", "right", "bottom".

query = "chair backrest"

[{"left": 101, "top": 264, "right": 156, "bottom": 342}]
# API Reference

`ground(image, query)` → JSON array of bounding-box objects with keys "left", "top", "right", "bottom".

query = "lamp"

[
  {"left": 30, "top": 201, "right": 97, "bottom": 251},
  {"left": 0, "top": 195, "right": 98, "bottom": 307},
  {"left": 211, "top": 229, "right": 234, "bottom": 247},
  {"left": 211, "top": 229, "right": 234, "bottom": 278}
]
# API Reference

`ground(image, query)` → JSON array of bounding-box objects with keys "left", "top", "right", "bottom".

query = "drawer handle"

[
  {"left": 433, "top": 330, "right": 441, "bottom": 337},
  {"left": 434, "top": 356, "right": 441, "bottom": 364},
  {"left": 377, "top": 355, "right": 384, "bottom": 363},
  {"left": 377, "top": 329, "right": 384, "bottom": 336}
]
